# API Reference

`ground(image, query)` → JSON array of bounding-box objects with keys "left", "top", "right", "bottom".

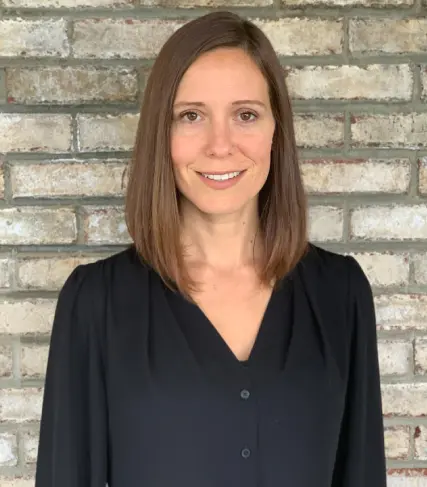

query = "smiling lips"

[{"left": 197, "top": 169, "right": 246, "bottom": 189}]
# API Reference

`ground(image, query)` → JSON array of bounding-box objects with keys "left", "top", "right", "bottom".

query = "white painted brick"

[
  {"left": 415, "top": 338, "right": 427, "bottom": 375},
  {"left": 308, "top": 206, "right": 343, "bottom": 242},
  {"left": 73, "top": 19, "right": 184, "bottom": 59},
  {"left": 282, "top": 0, "right": 412, "bottom": 5},
  {"left": 21, "top": 344, "right": 49, "bottom": 378},
  {"left": 388, "top": 470, "right": 427, "bottom": 487},
  {"left": 294, "top": 114, "right": 344, "bottom": 148},
  {"left": 0, "top": 163, "right": 4, "bottom": 200},
  {"left": 375, "top": 294, "right": 427, "bottom": 331},
  {"left": 0, "top": 344, "right": 13, "bottom": 377},
  {"left": 0, "top": 208, "right": 76, "bottom": 245},
  {"left": 0, "top": 388, "right": 43, "bottom": 423},
  {"left": 413, "top": 254, "right": 427, "bottom": 284},
  {"left": 351, "top": 114, "right": 427, "bottom": 149},
  {"left": 83, "top": 206, "right": 132, "bottom": 245},
  {"left": 421, "top": 69, "right": 427, "bottom": 101},
  {"left": 420, "top": 158, "right": 427, "bottom": 194},
  {"left": 378, "top": 340, "right": 412, "bottom": 376},
  {"left": 382, "top": 383, "right": 427, "bottom": 416},
  {"left": 4, "top": 0, "right": 133, "bottom": 5},
  {"left": 77, "top": 114, "right": 138, "bottom": 152},
  {"left": 351, "top": 205, "right": 427, "bottom": 241},
  {"left": 22, "top": 430, "right": 38, "bottom": 464},
  {"left": 287, "top": 65, "right": 412, "bottom": 100},
  {"left": 0, "top": 432, "right": 17, "bottom": 467},
  {"left": 11, "top": 160, "right": 127, "bottom": 198},
  {"left": 0, "top": 478, "right": 35, "bottom": 487},
  {"left": 0, "top": 259, "right": 11, "bottom": 288},
  {"left": 0, "top": 19, "right": 69, "bottom": 57},
  {"left": 0, "top": 299, "right": 56, "bottom": 334},
  {"left": 350, "top": 252, "right": 410, "bottom": 287},
  {"left": 253, "top": 18, "right": 343, "bottom": 56},
  {"left": 384, "top": 426, "right": 411, "bottom": 460},
  {"left": 0, "top": 114, "right": 72, "bottom": 153},
  {"left": 301, "top": 159, "right": 410, "bottom": 194}
]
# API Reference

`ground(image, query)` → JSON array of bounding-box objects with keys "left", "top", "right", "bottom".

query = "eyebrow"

[{"left": 173, "top": 100, "right": 267, "bottom": 109}]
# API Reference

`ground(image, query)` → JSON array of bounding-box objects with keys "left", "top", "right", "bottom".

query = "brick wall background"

[{"left": 0, "top": 0, "right": 426, "bottom": 485}]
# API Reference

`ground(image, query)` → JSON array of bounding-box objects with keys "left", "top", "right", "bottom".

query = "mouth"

[{"left": 196, "top": 170, "right": 246, "bottom": 181}]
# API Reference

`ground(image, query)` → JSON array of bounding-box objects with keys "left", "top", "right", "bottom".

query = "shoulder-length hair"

[{"left": 125, "top": 10, "right": 308, "bottom": 300}]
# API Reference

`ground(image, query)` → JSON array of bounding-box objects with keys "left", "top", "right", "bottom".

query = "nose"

[{"left": 205, "top": 118, "right": 234, "bottom": 158}]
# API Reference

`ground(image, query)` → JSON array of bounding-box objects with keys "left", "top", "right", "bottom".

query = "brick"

[
  {"left": 6, "top": 67, "right": 138, "bottom": 104},
  {"left": 388, "top": 470, "right": 427, "bottom": 487},
  {"left": 384, "top": 426, "right": 411, "bottom": 460},
  {"left": 0, "top": 259, "right": 11, "bottom": 288},
  {"left": 0, "top": 114, "right": 72, "bottom": 153},
  {"left": 282, "top": 0, "right": 412, "bottom": 4},
  {"left": 0, "top": 300, "right": 56, "bottom": 334},
  {"left": 382, "top": 383, "right": 427, "bottom": 416},
  {"left": 294, "top": 114, "right": 344, "bottom": 148},
  {"left": 0, "top": 432, "right": 17, "bottom": 467},
  {"left": 143, "top": 0, "right": 272, "bottom": 4},
  {"left": 77, "top": 114, "right": 138, "bottom": 152},
  {"left": 420, "top": 158, "right": 427, "bottom": 194},
  {"left": 350, "top": 252, "right": 409, "bottom": 287},
  {"left": 375, "top": 294, "right": 427, "bottom": 331},
  {"left": 301, "top": 159, "right": 410, "bottom": 194},
  {"left": 11, "top": 160, "right": 127, "bottom": 198},
  {"left": 351, "top": 205, "right": 427, "bottom": 241},
  {"left": 0, "top": 344, "right": 13, "bottom": 377},
  {"left": 350, "top": 19, "right": 427, "bottom": 54},
  {"left": 21, "top": 344, "right": 49, "bottom": 378},
  {"left": 0, "top": 388, "right": 43, "bottom": 423},
  {"left": 287, "top": 65, "right": 412, "bottom": 100},
  {"left": 414, "top": 254, "right": 427, "bottom": 284},
  {"left": 21, "top": 430, "right": 38, "bottom": 464},
  {"left": 0, "top": 208, "right": 76, "bottom": 245},
  {"left": 17, "top": 256, "right": 100, "bottom": 290},
  {"left": 0, "top": 162, "right": 4, "bottom": 200},
  {"left": 0, "top": 20, "right": 68, "bottom": 57},
  {"left": 415, "top": 338, "right": 427, "bottom": 374},
  {"left": 308, "top": 206, "right": 343, "bottom": 242},
  {"left": 421, "top": 69, "right": 427, "bottom": 100},
  {"left": 73, "top": 19, "right": 184, "bottom": 59},
  {"left": 253, "top": 19, "right": 342, "bottom": 56},
  {"left": 378, "top": 340, "right": 412, "bottom": 376},
  {"left": 4, "top": 0, "right": 133, "bottom": 5},
  {"left": 83, "top": 206, "right": 131, "bottom": 245},
  {"left": 0, "top": 479, "right": 35, "bottom": 487},
  {"left": 351, "top": 114, "right": 427, "bottom": 149},
  {"left": 415, "top": 425, "right": 427, "bottom": 460}
]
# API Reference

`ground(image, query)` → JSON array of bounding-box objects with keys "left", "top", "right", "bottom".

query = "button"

[
  {"left": 240, "top": 389, "right": 250, "bottom": 400},
  {"left": 241, "top": 448, "right": 251, "bottom": 459}
]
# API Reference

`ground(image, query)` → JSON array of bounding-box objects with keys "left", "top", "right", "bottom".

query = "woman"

[{"left": 35, "top": 11, "right": 387, "bottom": 487}]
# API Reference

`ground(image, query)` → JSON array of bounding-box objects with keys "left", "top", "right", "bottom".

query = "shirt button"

[
  {"left": 241, "top": 448, "right": 251, "bottom": 459},
  {"left": 240, "top": 389, "right": 250, "bottom": 400}
]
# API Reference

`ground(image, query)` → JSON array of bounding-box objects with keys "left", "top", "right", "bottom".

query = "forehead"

[{"left": 174, "top": 47, "right": 269, "bottom": 101}]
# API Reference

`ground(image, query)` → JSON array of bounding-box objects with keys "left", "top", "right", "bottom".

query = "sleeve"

[
  {"left": 331, "top": 256, "right": 387, "bottom": 487},
  {"left": 35, "top": 264, "right": 108, "bottom": 487}
]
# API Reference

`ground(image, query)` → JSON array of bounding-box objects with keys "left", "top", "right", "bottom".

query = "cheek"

[{"left": 170, "top": 134, "right": 198, "bottom": 169}]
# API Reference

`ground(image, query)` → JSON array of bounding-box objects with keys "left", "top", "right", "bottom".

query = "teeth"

[{"left": 202, "top": 171, "right": 241, "bottom": 181}]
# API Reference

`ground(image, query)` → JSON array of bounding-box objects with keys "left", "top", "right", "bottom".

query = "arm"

[
  {"left": 332, "top": 256, "right": 387, "bottom": 487},
  {"left": 35, "top": 265, "right": 108, "bottom": 487}
]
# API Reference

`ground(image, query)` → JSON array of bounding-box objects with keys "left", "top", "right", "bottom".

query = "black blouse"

[{"left": 35, "top": 243, "right": 387, "bottom": 487}]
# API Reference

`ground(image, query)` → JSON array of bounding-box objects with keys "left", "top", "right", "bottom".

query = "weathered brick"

[
  {"left": 420, "top": 158, "right": 427, "bottom": 194},
  {"left": 350, "top": 19, "right": 427, "bottom": 54},
  {"left": 382, "top": 383, "right": 427, "bottom": 416},
  {"left": 301, "top": 159, "right": 410, "bottom": 194},
  {"left": 384, "top": 426, "right": 411, "bottom": 460},
  {"left": 72, "top": 19, "right": 184, "bottom": 59},
  {"left": 0, "top": 259, "right": 11, "bottom": 288},
  {"left": 0, "top": 114, "right": 72, "bottom": 153},
  {"left": 0, "top": 344, "right": 13, "bottom": 378},
  {"left": 0, "top": 208, "right": 76, "bottom": 245},
  {"left": 0, "top": 478, "right": 35, "bottom": 487},
  {"left": 375, "top": 294, "right": 427, "bottom": 331},
  {"left": 350, "top": 252, "right": 409, "bottom": 287},
  {"left": 415, "top": 338, "right": 427, "bottom": 374},
  {"left": 253, "top": 19, "right": 343, "bottom": 56},
  {"left": 143, "top": 0, "right": 272, "bottom": 5},
  {"left": 21, "top": 344, "right": 49, "bottom": 379},
  {"left": 351, "top": 205, "right": 427, "bottom": 241},
  {"left": 415, "top": 425, "right": 427, "bottom": 460},
  {"left": 0, "top": 432, "right": 17, "bottom": 467},
  {"left": 351, "top": 114, "right": 427, "bottom": 149},
  {"left": 388, "top": 470, "right": 427, "bottom": 487},
  {"left": 308, "top": 206, "right": 343, "bottom": 242},
  {"left": 11, "top": 160, "right": 127, "bottom": 198},
  {"left": 84, "top": 206, "right": 131, "bottom": 245},
  {"left": 287, "top": 65, "right": 412, "bottom": 100},
  {"left": 414, "top": 254, "right": 427, "bottom": 284},
  {"left": 0, "top": 300, "right": 56, "bottom": 335},
  {"left": 17, "top": 256, "right": 101, "bottom": 290},
  {"left": 6, "top": 67, "right": 138, "bottom": 104},
  {"left": 21, "top": 430, "right": 38, "bottom": 464},
  {"left": 282, "top": 0, "right": 412, "bottom": 4},
  {"left": 378, "top": 340, "right": 413, "bottom": 376},
  {"left": 0, "top": 388, "right": 43, "bottom": 423},
  {"left": 77, "top": 114, "right": 138, "bottom": 152},
  {"left": 294, "top": 114, "right": 344, "bottom": 148},
  {"left": 0, "top": 163, "right": 4, "bottom": 200},
  {"left": 421, "top": 69, "right": 427, "bottom": 101},
  {"left": 0, "top": 19, "right": 69, "bottom": 57},
  {"left": 4, "top": 0, "right": 133, "bottom": 5}
]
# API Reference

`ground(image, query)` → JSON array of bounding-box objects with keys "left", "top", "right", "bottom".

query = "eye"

[
  {"left": 238, "top": 111, "right": 258, "bottom": 122},
  {"left": 179, "top": 111, "right": 200, "bottom": 123}
]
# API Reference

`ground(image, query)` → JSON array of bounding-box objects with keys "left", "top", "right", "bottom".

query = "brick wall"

[{"left": 0, "top": 0, "right": 426, "bottom": 485}]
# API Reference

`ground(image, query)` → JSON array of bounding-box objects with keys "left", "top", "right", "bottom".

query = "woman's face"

[{"left": 170, "top": 47, "right": 276, "bottom": 217}]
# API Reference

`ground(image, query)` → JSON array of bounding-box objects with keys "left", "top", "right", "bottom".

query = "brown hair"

[{"left": 125, "top": 11, "right": 308, "bottom": 299}]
